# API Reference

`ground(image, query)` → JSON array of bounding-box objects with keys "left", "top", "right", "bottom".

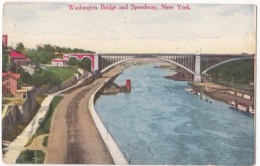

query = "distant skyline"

[{"left": 3, "top": 3, "right": 256, "bottom": 54}]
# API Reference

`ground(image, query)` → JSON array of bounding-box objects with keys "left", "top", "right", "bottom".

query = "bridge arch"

[
  {"left": 101, "top": 57, "right": 195, "bottom": 75},
  {"left": 202, "top": 57, "right": 254, "bottom": 74},
  {"left": 68, "top": 56, "right": 80, "bottom": 61},
  {"left": 67, "top": 54, "right": 95, "bottom": 71},
  {"left": 81, "top": 56, "right": 94, "bottom": 71},
  {"left": 157, "top": 58, "right": 195, "bottom": 75},
  {"left": 101, "top": 58, "right": 134, "bottom": 73}
]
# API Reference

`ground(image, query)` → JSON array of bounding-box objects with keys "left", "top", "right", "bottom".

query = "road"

[{"left": 45, "top": 65, "right": 124, "bottom": 164}]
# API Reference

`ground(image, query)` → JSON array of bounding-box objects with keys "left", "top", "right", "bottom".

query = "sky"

[{"left": 2, "top": 2, "right": 256, "bottom": 54}]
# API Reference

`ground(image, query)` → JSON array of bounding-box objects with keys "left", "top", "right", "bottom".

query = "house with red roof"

[
  {"left": 2, "top": 71, "right": 20, "bottom": 96},
  {"left": 52, "top": 58, "right": 66, "bottom": 67},
  {"left": 9, "top": 50, "right": 31, "bottom": 65}
]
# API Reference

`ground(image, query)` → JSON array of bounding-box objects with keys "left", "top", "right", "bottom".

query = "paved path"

[{"left": 45, "top": 66, "right": 123, "bottom": 164}]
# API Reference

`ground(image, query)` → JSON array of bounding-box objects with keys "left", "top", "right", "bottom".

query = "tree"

[
  {"left": 81, "top": 58, "right": 91, "bottom": 71},
  {"left": 43, "top": 44, "right": 55, "bottom": 53},
  {"left": 16, "top": 42, "right": 25, "bottom": 53},
  {"left": 2, "top": 51, "right": 8, "bottom": 72},
  {"left": 68, "top": 57, "right": 79, "bottom": 67},
  {"left": 20, "top": 71, "right": 33, "bottom": 85},
  {"left": 55, "top": 46, "right": 63, "bottom": 53}
]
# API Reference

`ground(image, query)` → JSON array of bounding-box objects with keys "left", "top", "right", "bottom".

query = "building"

[
  {"left": 9, "top": 50, "right": 31, "bottom": 65},
  {"left": 2, "top": 34, "right": 8, "bottom": 48},
  {"left": 63, "top": 54, "right": 72, "bottom": 61},
  {"left": 14, "top": 87, "right": 33, "bottom": 99},
  {"left": 2, "top": 71, "right": 20, "bottom": 96},
  {"left": 52, "top": 58, "right": 66, "bottom": 67}
]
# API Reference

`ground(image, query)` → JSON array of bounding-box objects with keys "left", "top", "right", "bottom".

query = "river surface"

[{"left": 95, "top": 64, "right": 254, "bottom": 165}]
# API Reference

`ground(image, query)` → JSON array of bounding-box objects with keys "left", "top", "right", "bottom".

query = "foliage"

[
  {"left": 68, "top": 57, "right": 79, "bottom": 66},
  {"left": 32, "top": 69, "right": 61, "bottom": 88},
  {"left": 2, "top": 51, "right": 8, "bottom": 72},
  {"left": 207, "top": 59, "right": 254, "bottom": 85},
  {"left": 80, "top": 58, "right": 91, "bottom": 71},
  {"left": 16, "top": 150, "right": 45, "bottom": 164},
  {"left": 42, "top": 136, "right": 49, "bottom": 147},
  {"left": 20, "top": 70, "right": 33, "bottom": 85},
  {"left": 46, "top": 67, "right": 80, "bottom": 82},
  {"left": 26, "top": 49, "right": 55, "bottom": 64},
  {"left": 38, "top": 96, "right": 63, "bottom": 134},
  {"left": 15, "top": 42, "right": 25, "bottom": 53},
  {"left": 2, "top": 98, "right": 25, "bottom": 106},
  {"left": 25, "top": 44, "right": 95, "bottom": 65}
]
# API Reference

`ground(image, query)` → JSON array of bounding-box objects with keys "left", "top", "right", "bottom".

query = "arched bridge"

[{"left": 63, "top": 53, "right": 254, "bottom": 83}]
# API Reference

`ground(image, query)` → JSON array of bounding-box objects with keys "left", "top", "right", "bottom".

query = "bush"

[
  {"left": 42, "top": 136, "right": 48, "bottom": 147},
  {"left": 16, "top": 150, "right": 45, "bottom": 164}
]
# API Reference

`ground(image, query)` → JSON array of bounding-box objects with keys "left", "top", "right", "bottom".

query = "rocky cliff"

[{"left": 2, "top": 105, "right": 23, "bottom": 140}]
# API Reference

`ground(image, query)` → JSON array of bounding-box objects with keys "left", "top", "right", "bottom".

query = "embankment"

[{"left": 88, "top": 69, "right": 128, "bottom": 165}]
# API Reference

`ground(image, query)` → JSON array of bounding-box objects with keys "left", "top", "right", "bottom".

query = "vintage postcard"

[{"left": 1, "top": 1, "right": 257, "bottom": 165}]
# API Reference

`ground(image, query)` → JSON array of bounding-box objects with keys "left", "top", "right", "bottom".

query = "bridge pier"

[
  {"left": 94, "top": 54, "right": 99, "bottom": 71},
  {"left": 193, "top": 55, "right": 201, "bottom": 83}
]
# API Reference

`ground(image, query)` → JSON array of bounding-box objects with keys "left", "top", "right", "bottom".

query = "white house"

[{"left": 52, "top": 58, "right": 66, "bottom": 67}]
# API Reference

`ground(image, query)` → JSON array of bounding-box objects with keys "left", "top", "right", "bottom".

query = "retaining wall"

[{"left": 89, "top": 84, "right": 128, "bottom": 165}]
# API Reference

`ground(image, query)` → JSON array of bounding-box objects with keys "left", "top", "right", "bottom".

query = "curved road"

[{"left": 45, "top": 66, "right": 124, "bottom": 164}]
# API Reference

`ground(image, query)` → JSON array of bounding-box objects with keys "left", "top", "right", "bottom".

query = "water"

[{"left": 95, "top": 64, "right": 254, "bottom": 165}]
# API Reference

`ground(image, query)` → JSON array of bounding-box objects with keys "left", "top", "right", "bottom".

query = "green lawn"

[
  {"left": 16, "top": 150, "right": 45, "bottom": 164},
  {"left": 46, "top": 67, "right": 80, "bottom": 82}
]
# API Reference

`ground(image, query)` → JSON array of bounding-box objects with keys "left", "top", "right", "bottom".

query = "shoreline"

[
  {"left": 163, "top": 66, "right": 193, "bottom": 82},
  {"left": 88, "top": 76, "right": 129, "bottom": 165},
  {"left": 159, "top": 64, "right": 254, "bottom": 114},
  {"left": 189, "top": 82, "right": 254, "bottom": 114}
]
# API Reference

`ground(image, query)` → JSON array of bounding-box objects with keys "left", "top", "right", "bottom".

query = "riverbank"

[
  {"left": 189, "top": 82, "right": 254, "bottom": 114},
  {"left": 89, "top": 79, "right": 128, "bottom": 164},
  {"left": 164, "top": 66, "right": 193, "bottom": 81}
]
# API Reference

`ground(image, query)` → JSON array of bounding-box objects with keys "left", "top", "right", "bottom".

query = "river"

[{"left": 95, "top": 63, "right": 254, "bottom": 165}]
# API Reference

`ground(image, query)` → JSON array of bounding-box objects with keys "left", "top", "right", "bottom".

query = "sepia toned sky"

[{"left": 3, "top": 3, "right": 256, "bottom": 54}]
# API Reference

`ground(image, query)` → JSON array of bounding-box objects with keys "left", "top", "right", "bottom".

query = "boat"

[{"left": 228, "top": 101, "right": 237, "bottom": 110}]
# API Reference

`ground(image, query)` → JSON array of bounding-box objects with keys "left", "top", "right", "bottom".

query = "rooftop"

[
  {"left": 10, "top": 51, "right": 28, "bottom": 59},
  {"left": 2, "top": 71, "right": 20, "bottom": 80}
]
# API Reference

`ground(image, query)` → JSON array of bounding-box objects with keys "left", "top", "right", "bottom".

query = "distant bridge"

[{"left": 63, "top": 53, "right": 254, "bottom": 83}]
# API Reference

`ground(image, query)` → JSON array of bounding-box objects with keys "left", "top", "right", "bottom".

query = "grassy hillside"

[
  {"left": 207, "top": 59, "right": 254, "bottom": 85},
  {"left": 46, "top": 67, "right": 80, "bottom": 82}
]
